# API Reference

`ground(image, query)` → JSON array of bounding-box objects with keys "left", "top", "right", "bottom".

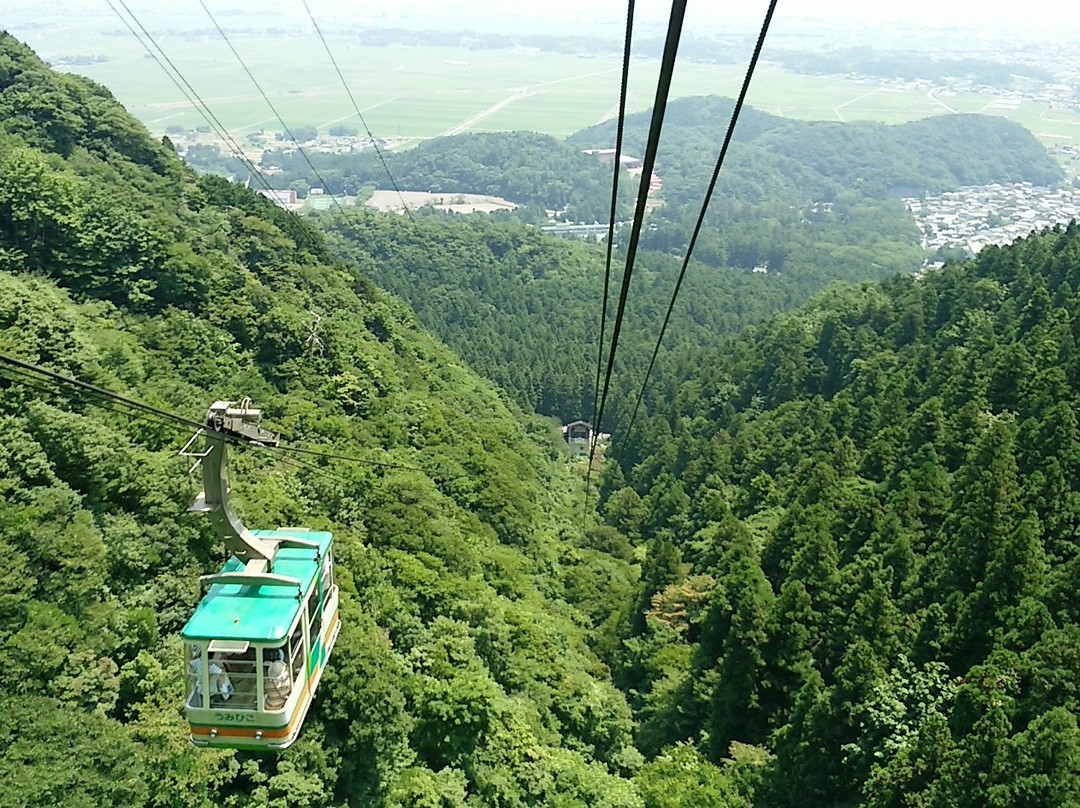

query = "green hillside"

[
  {"left": 317, "top": 98, "right": 1062, "bottom": 429},
  {"left": 7, "top": 23, "right": 1080, "bottom": 808},
  {"left": 0, "top": 32, "right": 645, "bottom": 807},
  {"left": 605, "top": 222, "right": 1080, "bottom": 806},
  {"left": 753, "top": 114, "right": 1064, "bottom": 197},
  {"left": 570, "top": 97, "right": 1060, "bottom": 272},
  {"left": 569, "top": 96, "right": 1062, "bottom": 201},
  {"left": 317, "top": 181, "right": 921, "bottom": 429},
  {"left": 218, "top": 97, "right": 1060, "bottom": 220},
  {"left": 320, "top": 209, "right": 836, "bottom": 425}
]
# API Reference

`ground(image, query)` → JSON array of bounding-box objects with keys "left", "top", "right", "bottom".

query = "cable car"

[{"left": 180, "top": 400, "right": 340, "bottom": 750}]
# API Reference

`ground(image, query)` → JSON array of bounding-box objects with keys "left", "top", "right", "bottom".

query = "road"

[
  {"left": 436, "top": 63, "right": 629, "bottom": 138},
  {"left": 927, "top": 88, "right": 959, "bottom": 114},
  {"left": 833, "top": 88, "right": 882, "bottom": 123},
  {"left": 437, "top": 87, "right": 535, "bottom": 138}
]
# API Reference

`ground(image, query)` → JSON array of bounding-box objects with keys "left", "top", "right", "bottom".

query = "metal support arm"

[{"left": 184, "top": 399, "right": 282, "bottom": 567}]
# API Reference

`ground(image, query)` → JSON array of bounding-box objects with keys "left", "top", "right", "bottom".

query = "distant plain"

[{"left": 19, "top": 24, "right": 1080, "bottom": 148}]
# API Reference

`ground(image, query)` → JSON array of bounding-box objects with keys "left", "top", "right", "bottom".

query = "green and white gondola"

[{"left": 180, "top": 401, "right": 340, "bottom": 750}]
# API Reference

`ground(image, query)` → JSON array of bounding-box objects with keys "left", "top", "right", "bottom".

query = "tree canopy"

[
  {"left": 0, "top": 32, "right": 646, "bottom": 807},
  {"left": 601, "top": 220, "right": 1080, "bottom": 806}
]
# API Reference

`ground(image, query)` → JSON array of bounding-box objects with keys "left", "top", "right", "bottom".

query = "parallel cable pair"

[
  {"left": 200, "top": 0, "right": 412, "bottom": 220},
  {"left": 109, "top": 1, "right": 408, "bottom": 217},
  {"left": 195, "top": 0, "right": 351, "bottom": 218},
  {"left": 622, "top": 0, "right": 779, "bottom": 443},
  {"left": 0, "top": 352, "right": 421, "bottom": 472},
  {"left": 585, "top": 0, "right": 687, "bottom": 512},
  {"left": 585, "top": 0, "right": 637, "bottom": 513},
  {"left": 104, "top": 0, "right": 279, "bottom": 197},
  {"left": 587, "top": 0, "right": 779, "bottom": 509},
  {"left": 300, "top": 0, "right": 414, "bottom": 222}
]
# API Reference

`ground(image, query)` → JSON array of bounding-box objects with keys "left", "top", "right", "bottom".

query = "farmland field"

[{"left": 13, "top": 19, "right": 1080, "bottom": 148}]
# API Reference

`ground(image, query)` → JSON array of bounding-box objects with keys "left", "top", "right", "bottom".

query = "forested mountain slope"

[
  {"left": 753, "top": 114, "right": 1063, "bottom": 198},
  {"left": 570, "top": 97, "right": 1059, "bottom": 272},
  {"left": 239, "top": 98, "right": 1057, "bottom": 246},
  {"left": 321, "top": 209, "right": 829, "bottom": 425},
  {"left": 570, "top": 96, "right": 1062, "bottom": 202},
  {"left": 320, "top": 189, "right": 920, "bottom": 427},
  {"left": 319, "top": 99, "right": 1064, "bottom": 427},
  {"left": 604, "top": 222, "right": 1080, "bottom": 806},
  {"left": 0, "top": 32, "right": 648, "bottom": 807},
  {"left": 9, "top": 24, "right": 1080, "bottom": 808}
]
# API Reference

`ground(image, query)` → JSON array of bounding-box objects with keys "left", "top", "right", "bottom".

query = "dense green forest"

[
  {"left": 570, "top": 96, "right": 1061, "bottom": 202},
  {"left": 0, "top": 33, "right": 648, "bottom": 806},
  {"left": 320, "top": 209, "right": 837, "bottom": 425},
  {"left": 206, "top": 97, "right": 1059, "bottom": 243},
  {"left": 184, "top": 98, "right": 1061, "bottom": 337},
  {"left": 315, "top": 164, "right": 920, "bottom": 426},
  {"left": 569, "top": 97, "right": 1059, "bottom": 269},
  {"left": 600, "top": 221, "right": 1080, "bottom": 805},
  {"left": 319, "top": 97, "right": 1067, "bottom": 423},
  {"left": 7, "top": 24, "right": 1080, "bottom": 808},
  {"left": 255, "top": 131, "right": 635, "bottom": 223},
  {"left": 752, "top": 114, "right": 1062, "bottom": 198},
  {"left": 242, "top": 100, "right": 1058, "bottom": 328}
]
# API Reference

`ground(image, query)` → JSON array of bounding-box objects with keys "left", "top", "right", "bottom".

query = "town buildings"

[{"left": 904, "top": 181, "right": 1080, "bottom": 256}]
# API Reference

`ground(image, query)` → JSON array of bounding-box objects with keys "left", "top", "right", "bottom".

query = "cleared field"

[
  {"left": 20, "top": 20, "right": 1080, "bottom": 147},
  {"left": 367, "top": 190, "right": 517, "bottom": 214}
]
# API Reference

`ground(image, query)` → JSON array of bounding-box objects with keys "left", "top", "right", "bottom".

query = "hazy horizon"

[
  {"left": 3, "top": 0, "right": 1078, "bottom": 148},
  {"left": 4, "top": 0, "right": 1080, "bottom": 43}
]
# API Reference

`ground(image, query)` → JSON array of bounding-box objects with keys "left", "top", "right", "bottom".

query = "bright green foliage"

[
  {"left": 321, "top": 209, "right": 862, "bottom": 427},
  {"left": 634, "top": 743, "right": 746, "bottom": 808},
  {"left": 0, "top": 696, "right": 149, "bottom": 808},
  {"left": 0, "top": 34, "right": 643, "bottom": 807},
  {"left": 602, "top": 219, "right": 1080, "bottom": 805},
  {"left": 316, "top": 100, "right": 1057, "bottom": 430},
  {"left": 7, "top": 22, "right": 1080, "bottom": 807}
]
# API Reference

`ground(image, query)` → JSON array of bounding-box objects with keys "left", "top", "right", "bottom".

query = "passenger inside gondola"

[
  {"left": 264, "top": 648, "right": 292, "bottom": 710},
  {"left": 223, "top": 646, "right": 258, "bottom": 709},
  {"left": 188, "top": 648, "right": 233, "bottom": 707}
]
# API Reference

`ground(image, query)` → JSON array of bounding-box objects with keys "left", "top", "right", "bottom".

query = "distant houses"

[
  {"left": 905, "top": 181, "right": 1080, "bottom": 256},
  {"left": 258, "top": 189, "right": 297, "bottom": 207},
  {"left": 582, "top": 149, "right": 662, "bottom": 195}
]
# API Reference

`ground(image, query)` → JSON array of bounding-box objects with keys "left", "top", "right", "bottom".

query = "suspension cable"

[
  {"left": 105, "top": 0, "right": 277, "bottom": 195},
  {"left": 197, "top": 0, "right": 351, "bottom": 217},
  {"left": 0, "top": 366, "right": 190, "bottom": 434},
  {"left": 0, "top": 352, "right": 204, "bottom": 430},
  {"left": 587, "top": 0, "right": 687, "bottom": 488},
  {"left": 621, "top": 0, "right": 778, "bottom": 445},
  {"left": 0, "top": 352, "right": 422, "bottom": 471},
  {"left": 300, "top": 0, "right": 414, "bottom": 223},
  {"left": 585, "top": 0, "right": 636, "bottom": 515}
]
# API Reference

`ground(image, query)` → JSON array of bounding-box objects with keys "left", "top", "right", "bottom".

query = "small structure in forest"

[{"left": 563, "top": 420, "right": 594, "bottom": 457}]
